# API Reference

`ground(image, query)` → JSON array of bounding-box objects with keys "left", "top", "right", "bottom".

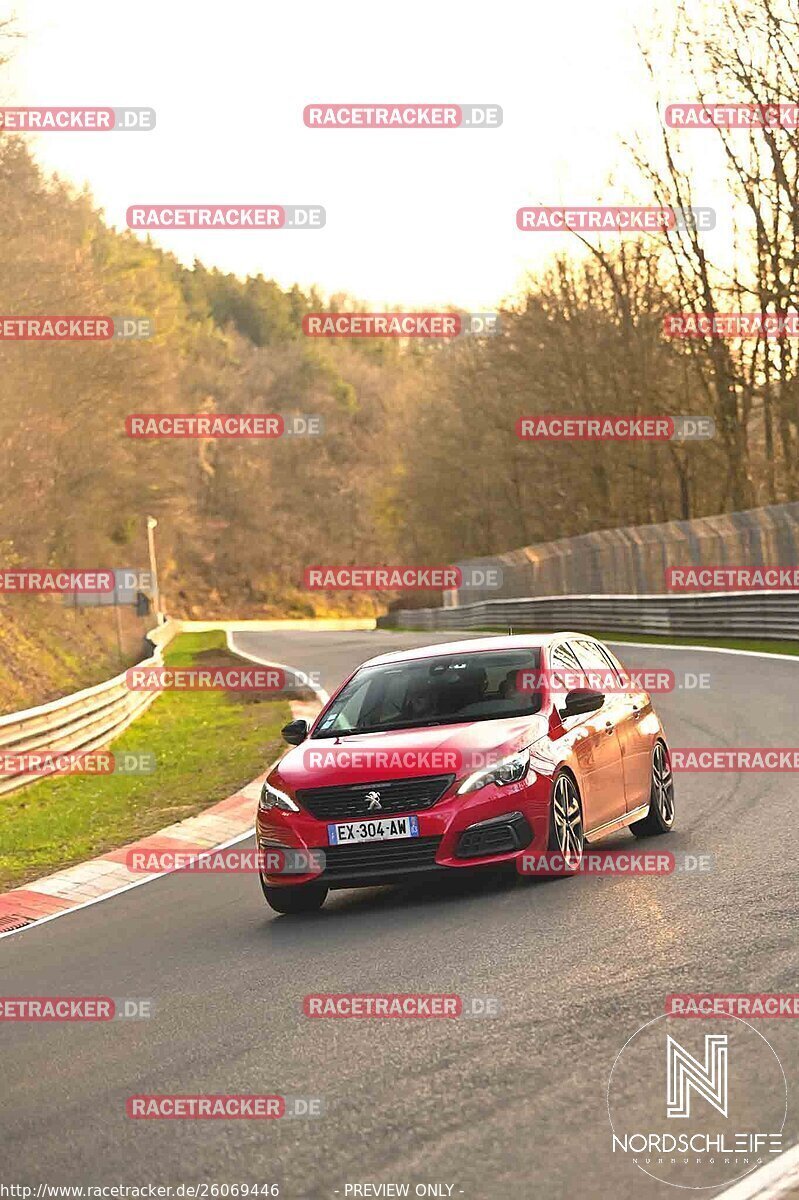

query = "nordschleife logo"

[{"left": 607, "top": 1014, "right": 786, "bottom": 1189}]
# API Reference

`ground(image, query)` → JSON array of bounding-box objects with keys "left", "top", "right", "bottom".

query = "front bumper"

[{"left": 257, "top": 775, "right": 550, "bottom": 890}]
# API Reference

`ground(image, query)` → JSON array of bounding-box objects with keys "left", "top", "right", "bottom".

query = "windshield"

[{"left": 312, "top": 649, "right": 543, "bottom": 737}]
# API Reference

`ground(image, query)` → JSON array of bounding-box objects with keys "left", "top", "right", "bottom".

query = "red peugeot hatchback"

[{"left": 256, "top": 634, "right": 675, "bottom": 913}]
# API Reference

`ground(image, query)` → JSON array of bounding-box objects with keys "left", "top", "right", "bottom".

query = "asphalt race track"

[{"left": 2, "top": 628, "right": 797, "bottom": 1198}]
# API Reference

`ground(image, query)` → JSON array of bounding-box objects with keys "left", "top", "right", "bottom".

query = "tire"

[
  {"left": 630, "top": 741, "right": 675, "bottom": 838},
  {"left": 547, "top": 771, "right": 584, "bottom": 873},
  {"left": 261, "top": 879, "right": 328, "bottom": 914}
]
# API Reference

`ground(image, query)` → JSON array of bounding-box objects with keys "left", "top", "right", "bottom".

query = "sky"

[{"left": 2, "top": 0, "right": 727, "bottom": 310}]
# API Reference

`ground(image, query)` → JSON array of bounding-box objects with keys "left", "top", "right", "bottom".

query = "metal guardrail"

[
  {"left": 378, "top": 591, "right": 799, "bottom": 640},
  {"left": 0, "top": 618, "right": 181, "bottom": 797}
]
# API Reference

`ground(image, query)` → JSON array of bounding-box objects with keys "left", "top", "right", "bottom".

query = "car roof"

[{"left": 360, "top": 632, "right": 592, "bottom": 669}]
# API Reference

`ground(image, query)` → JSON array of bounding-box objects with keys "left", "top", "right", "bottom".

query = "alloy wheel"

[
  {"left": 652, "top": 742, "right": 675, "bottom": 826},
  {"left": 552, "top": 774, "right": 584, "bottom": 870}
]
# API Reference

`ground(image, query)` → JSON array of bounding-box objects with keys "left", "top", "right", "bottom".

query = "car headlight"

[
  {"left": 457, "top": 747, "right": 533, "bottom": 795},
  {"left": 258, "top": 782, "right": 300, "bottom": 812}
]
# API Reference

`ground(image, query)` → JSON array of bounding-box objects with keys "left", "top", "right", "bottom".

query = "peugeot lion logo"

[{"left": 365, "top": 791, "right": 382, "bottom": 811}]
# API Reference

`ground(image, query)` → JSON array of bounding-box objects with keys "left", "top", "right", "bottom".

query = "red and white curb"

[
  {"left": 0, "top": 653, "right": 324, "bottom": 940},
  {"left": 0, "top": 777, "right": 265, "bottom": 938}
]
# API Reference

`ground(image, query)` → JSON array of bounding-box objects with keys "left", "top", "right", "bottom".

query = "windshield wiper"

[
  {"left": 313, "top": 710, "right": 541, "bottom": 739},
  {"left": 313, "top": 719, "right": 449, "bottom": 739}
]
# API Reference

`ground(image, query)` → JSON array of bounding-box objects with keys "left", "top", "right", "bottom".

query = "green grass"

[
  {"left": 389, "top": 625, "right": 799, "bottom": 657},
  {"left": 0, "top": 630, "right": 290, "bottom": 891}
]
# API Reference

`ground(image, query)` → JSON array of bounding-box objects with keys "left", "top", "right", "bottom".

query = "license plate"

[{"left": 327, "top": 814, "right": 420, "bottom": 845}]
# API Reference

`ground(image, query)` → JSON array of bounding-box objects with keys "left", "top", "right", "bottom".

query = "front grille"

[
  {"left": 320, "top": 835, "right": 443, "bottom": 881},
  {"left": 296, "top": 774, "right": 454, "bottom": 820}
]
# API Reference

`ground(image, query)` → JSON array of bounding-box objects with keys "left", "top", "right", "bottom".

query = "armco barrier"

[
  {"left": 0, "top": 617, "right": 181, "bottom": 798},
  {"left": 378, "top": 592, "right": 799, "bottom": 640}
]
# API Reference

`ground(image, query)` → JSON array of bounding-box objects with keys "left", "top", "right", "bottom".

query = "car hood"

[{"left": 272, "top": 713, "right": 550, "bottom": 792}]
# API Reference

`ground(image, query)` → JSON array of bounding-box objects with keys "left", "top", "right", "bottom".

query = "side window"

[
  {"left": 594, "top": 642, "right": 628, "bottom": 688},
  {"left": 573, "top": 639, "right": 623, "bottom": 693},
  {"left": 549, "top": 641, "right": 584, "bottom": 693}
]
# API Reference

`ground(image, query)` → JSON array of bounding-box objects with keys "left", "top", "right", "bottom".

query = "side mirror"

[
  {"left": 281, "top": 718, "right": 308, "bottom": 746},
  {"left": 560, "top": 689, "right": 604, "bottom": 718}
]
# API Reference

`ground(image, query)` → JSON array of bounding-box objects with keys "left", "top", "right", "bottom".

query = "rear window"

[{"left": 313, "top": 649, "right": 543, "bottom": 737}]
